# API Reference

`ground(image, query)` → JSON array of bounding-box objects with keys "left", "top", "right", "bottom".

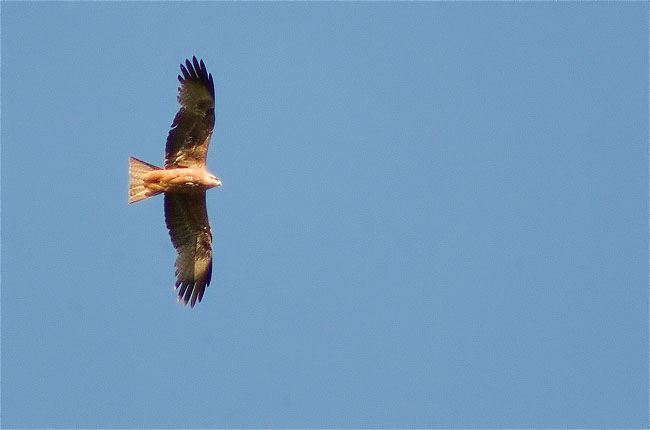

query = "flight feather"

[
  {"left": 164, "top": 192, "right": 213, "bottom": 307},
  {"left": 165, "top": 56, "right": 215, "bottom": 168}
]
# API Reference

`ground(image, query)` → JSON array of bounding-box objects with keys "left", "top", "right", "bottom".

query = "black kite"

[{"left": 128, "top": 57, "right": 221, "bottom": 307}]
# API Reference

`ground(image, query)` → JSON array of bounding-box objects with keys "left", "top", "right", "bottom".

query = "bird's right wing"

[{"left": 165, "top": 57, "right": 215, "bottom": 169}]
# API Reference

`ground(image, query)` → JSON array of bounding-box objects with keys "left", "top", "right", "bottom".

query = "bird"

[{"left": 128, "top": 57, "right": 221, "bottom": 308}]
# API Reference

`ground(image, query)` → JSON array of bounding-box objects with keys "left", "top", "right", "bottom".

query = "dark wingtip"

[
  {"left": 177, "top": 283, "right": 188, "bottom": 301},
  {"left": 177, "top": 56, "right": 215, "bottom": 99},
  {"left": 192, "top": 56, "right": 201, "bottom": 74},
  {"left": 183, "top": 283, "right": 193, "bottom": 305},
  {"left": 186, "top": 59, "right": 197, "bottom": 79},
  {"left": 179, "top": 63, "right": 190, "bottom": 80}
]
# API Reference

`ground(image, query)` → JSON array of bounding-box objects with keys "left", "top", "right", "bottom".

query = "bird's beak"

[{"left": 216, "top": 178, "right": 222, "bottom": 187}]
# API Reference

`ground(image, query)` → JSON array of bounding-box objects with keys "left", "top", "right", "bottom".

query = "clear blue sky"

[{"left": 2, "top": 2, "right": 647, "bottom": 428}]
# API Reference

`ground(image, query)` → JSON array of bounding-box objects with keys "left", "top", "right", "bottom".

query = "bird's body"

[
  {"left": 128, "top": 57, "right": 220, "bottom": 307},
  {"left": 131, "top": 162, "right": 220, "bottom": 199}
]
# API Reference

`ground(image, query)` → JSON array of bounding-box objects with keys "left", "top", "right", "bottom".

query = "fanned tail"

[{"left": 129, "top": 157, "right": 162, "bottom": 203}]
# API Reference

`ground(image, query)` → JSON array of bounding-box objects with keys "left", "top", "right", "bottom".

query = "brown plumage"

[{"left": 128, "top": 57, "right": 221, "bottom": 307}]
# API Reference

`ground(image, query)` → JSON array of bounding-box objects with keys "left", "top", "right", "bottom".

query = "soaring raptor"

[{"left": 129, "top": 57, "right": 221, "bottom": 307}]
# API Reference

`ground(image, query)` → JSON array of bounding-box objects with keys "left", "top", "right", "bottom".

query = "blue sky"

[{"left": 1, "top": 2, "right": 647, "bottom": 428}]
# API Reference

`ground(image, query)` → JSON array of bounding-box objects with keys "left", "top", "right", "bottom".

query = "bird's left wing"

[
  {"left": 165, "top": 57, "right": 215, "bottom": 168},
  {"left": 164, "top": 192, "right": 213, "bottom": 307}
]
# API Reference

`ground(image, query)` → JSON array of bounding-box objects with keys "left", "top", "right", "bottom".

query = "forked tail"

[{"left": 129, "top": 157, "right": 162, "bottom": 203}]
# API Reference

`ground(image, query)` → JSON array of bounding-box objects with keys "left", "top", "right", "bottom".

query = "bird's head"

[{"left": 208, "top": 174, "right": 222, "bottom": 188}]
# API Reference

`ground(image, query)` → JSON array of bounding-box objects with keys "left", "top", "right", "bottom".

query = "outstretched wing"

[
  {"left": 165, "top": 56, "right": 215, "bottom": 168},
  {"left": 164, "top": 192, "right": 213, "bottom": 307}
]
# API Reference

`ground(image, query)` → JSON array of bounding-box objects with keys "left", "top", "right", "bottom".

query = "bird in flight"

[{"left": 128, "top": 57, "right": 221, "bottom": 308}]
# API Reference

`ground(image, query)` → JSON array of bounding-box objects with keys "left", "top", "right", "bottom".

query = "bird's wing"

[
  {"left": 165, "top": 57, "right": 215, "bottom": 168},
  {"left": 164, "top": 192, "right": 213, "bottom": 307}
]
